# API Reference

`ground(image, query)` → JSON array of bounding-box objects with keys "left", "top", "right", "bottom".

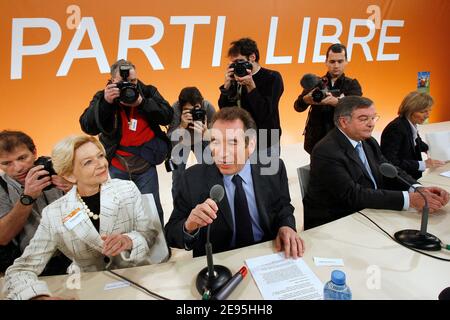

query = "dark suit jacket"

[
  {"left": 303, "top": 128, "right": 417, "bottom": 230},
  {"left": 165, "top": 159, "right": 296, "bottom": 257},
  {"left": 381, "top": 116, "right": 429, "bottom": 180}
]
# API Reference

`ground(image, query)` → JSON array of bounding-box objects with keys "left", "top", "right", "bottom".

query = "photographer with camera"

[
  {"left": 80, "top": 59, "right": 173, "bottom": 224},
  {"left": 0, "top": 131, "right": 72, "bottom": 274},
  {"left": 294, "top": 43, "right": 362, "bottom": 154},
  {"left": 219, "top": 38, "right": 284, "bottom": 153},
  {"left": 167, "top": 87, "right": 216, "bottom": 200}
]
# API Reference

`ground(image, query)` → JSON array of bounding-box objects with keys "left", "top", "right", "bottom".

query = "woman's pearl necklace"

[{"left": 77, "top": 193, "right": 99, "bottom": 220}]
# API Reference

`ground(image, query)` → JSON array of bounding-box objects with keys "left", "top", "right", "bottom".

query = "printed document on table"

[
  {"left": 440, "top": 171, "right": 450, "bottom": 178},
  {"left": 245, "top": 252, "right": 323, "bottom": 300},
  {"left": 425, "top": 131, "right": 450, "bottom": 161}
]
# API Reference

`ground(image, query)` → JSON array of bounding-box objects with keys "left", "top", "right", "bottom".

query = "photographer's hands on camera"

[
  {"left": 104, "top": 82, "right": 143, "bottom": 107},
  {"left": 180, "top": 109, "right": 207, "bottom": 136},
  {"left": 23, "top": 166, "right": 72, "bottom": 199},
  {"left": 303, "top": 90, "right": 341, "bottom": 106},
  {"left": 224, "top": 63, "right": 256, "bottom": 92}
]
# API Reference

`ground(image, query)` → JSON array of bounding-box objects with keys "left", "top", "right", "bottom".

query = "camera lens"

[
  {"left": 119, "top": 83, "right": 139, "bottom": 104},
  {"left": 312, "top": 89, "right": 326, "bottom": 103}
]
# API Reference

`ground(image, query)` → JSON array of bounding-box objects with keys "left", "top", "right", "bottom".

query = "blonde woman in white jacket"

[{"left": 4, "top": 135, "right": 158, "bottom": 300}]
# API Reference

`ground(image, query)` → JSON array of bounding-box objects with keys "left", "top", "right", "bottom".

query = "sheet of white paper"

[
  {"left": 440, "top": 171, "right": 450, "bottom": 178},
  {"left": 245, "top": 252, "right": 323, "bottom": 300},
  {"left": 313, "top": 257, "right": 344, "bottom": 267},
  {"left": 104, "top": 281, "right": 130, "bottom": 291},
  {"left": 425, "top": 131, "right": 450, "bottom": 161}
]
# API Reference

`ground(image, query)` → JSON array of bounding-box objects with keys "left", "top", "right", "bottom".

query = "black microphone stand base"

[
  {"left": 394, "top": 229, "right": 441, "bottom": 251},
  {"left": 196, "top": 265, "right": 232, "bottom": 296}
]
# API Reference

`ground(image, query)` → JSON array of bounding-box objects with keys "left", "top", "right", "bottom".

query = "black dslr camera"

[
  {"left": 34, "top": 156, "right": 56, "bottom": 191},
  {"left": 115, "top": 65, "right": 139, "bottom": 104},
  {"left": 230, "top": 60, "right": 253, "bottom": 77},
  {"left": 300, "top": 73, "right": 340, "bottom": 103},
  {"left": 190, "top": 106, "right": 206, "bottom": 123}
]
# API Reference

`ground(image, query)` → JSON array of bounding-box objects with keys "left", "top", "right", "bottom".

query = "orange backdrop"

[{"left": 1, "top": 0, "right": 449, "bottom": 155}]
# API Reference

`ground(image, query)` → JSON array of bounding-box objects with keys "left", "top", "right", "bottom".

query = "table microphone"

[
  {"left": 196, "top": 184, "right": 232, "bottom": 297},
  {"left": 379, "top": 162, "right": 441, "bottom": 251}
]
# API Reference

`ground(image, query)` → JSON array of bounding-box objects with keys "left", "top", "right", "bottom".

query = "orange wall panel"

[{"left": 1, "top": 0, "right": 449, "bottom": 154}]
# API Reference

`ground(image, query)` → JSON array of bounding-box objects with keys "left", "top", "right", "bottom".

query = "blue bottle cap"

[{"left": 331, "top": 270, "right": 346, "bottom": 285}]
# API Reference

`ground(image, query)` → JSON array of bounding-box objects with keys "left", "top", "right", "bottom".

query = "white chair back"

[{"left": 141, "top": 194, "right": 170, "bottom": 264}]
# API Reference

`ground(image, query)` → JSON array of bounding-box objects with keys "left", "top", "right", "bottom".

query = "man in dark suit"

[
  {"left": 165, "top": 107, "right": 304, "bottom": 257},
  {"left": 381, "top": 91, "right": 445, "bottom": 180},
  {"left": 303, "top": 96, "right": 449, "bottom": 230}
]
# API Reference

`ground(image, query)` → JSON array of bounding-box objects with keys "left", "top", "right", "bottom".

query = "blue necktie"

[
  {"left": 232, "top": 174, "right": 254, "bottom": 248},
  {"left": 355, "top": 142, "right": 377, "bottom": 189}
]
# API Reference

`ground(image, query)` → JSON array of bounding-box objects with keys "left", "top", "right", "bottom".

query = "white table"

[{"left": 1, "top": 162, "right": 449, "bottom": 300}]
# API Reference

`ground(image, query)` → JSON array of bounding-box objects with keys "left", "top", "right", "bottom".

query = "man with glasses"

[{"left": 303, "top": 96, "right": 449, "bottom": 229}]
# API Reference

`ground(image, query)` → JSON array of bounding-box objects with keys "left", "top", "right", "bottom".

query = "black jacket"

[
  {"left": 294, "top": 73, "right": 362, "bottom": 154},
  {"left": 381, "top": 116, "right": 429, "bottom": 180},
  {"left": 303, "top": 128, "right": 417, "bottom": 230},
  {"left": 79, "top": 81, "right": 173, "bottom": 163},
  {"left": 219, "top": 67, "right": 284, "bottom": 148},
  {"left": 164, "top": 159, "right": 296, "bottom": 257}
]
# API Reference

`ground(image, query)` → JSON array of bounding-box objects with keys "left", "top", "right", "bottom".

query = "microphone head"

[
  {"left": 210, "top": 184, "right": 225, "bottom": 203},
  {"left": 300, "top": 73, "right": 321, "bottom": 90},
  {"left": 379, "top": 162, "right": 398, "bottom": 178}
]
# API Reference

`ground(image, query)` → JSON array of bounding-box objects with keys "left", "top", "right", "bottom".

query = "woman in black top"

[{"left": 381, "top": 91, "right": 445, "bottom": 179}]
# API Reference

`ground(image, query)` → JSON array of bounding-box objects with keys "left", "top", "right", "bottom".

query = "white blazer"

[{"left": 3, "top": 178, "right": 158, "bottom": 300}]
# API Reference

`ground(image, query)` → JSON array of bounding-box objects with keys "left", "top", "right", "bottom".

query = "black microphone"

[
  {"left": 379, "top": 163, "right": 441, "bottom": 251},
  {"left": 196, "top": 184, "right": 232, "bottom": 298},
  {"left": 439, "top": 287, "right": 450, "bottom": 300}
]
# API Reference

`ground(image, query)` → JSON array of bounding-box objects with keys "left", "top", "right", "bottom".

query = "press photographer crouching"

[
  {"left": 167, "top": 87, "right": 216, "bottom": 200},
  {"left": 80, "top": 59, "right": 173, "bottom": 224},
  {"left": 0, "top": 131, "right": 72, "bottom": 275},
  {"left": 294, "top": 43, "right": 362, "bottom": 154}
]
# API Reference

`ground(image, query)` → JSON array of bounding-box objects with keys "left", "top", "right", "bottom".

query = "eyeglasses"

[{"left": 352, "top": 114, "right": 380, "bottom": 124}]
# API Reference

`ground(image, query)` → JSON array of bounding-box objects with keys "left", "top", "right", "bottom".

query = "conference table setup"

[{"left": 1, "top": 163, "right": 449, "bottom": 300}]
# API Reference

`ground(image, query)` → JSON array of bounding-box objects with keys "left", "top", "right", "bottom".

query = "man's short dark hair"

[
  {"left": 211, "top": 107, "right": 257, "bottom": 146},
  {"left": 178, "top": 87, "right": 204, "bottom": 108},
  {"left": 227, "top": 38, "right": 260, "bottom": 62},
  {"left": 334, "top": 96, "right": 374, "bottom": 126},
  {"left": 326, "top": 43, "right": 348, "bottom": 61},
  {"left": 110, "top": 59, "right": 136, "bottom": 77},
  {"left": 0, "top": 131, "right": 36, "bottom": 154}
]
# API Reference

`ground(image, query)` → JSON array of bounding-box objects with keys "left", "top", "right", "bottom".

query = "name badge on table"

[
  {"left": 63, "top": 208, "right": 85, "bottom": 230},
  {"left": 129, "top": 119, "right": 137, "bottom": 131}
]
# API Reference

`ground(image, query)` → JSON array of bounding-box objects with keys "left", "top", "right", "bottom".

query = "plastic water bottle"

[{"left": 323, "top": 270, "right": 352, "bottom": 300}]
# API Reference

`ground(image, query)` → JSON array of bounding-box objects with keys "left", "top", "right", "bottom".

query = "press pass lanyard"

[{"left": 123, "top": 107, "right": 137, "bottom": 131}]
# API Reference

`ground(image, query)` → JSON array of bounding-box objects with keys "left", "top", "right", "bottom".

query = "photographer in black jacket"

[
  {"left": 79, "top": 59, "right": 173, "bottom": 223},
  {"left": 219, "top": 38, "right": 284, "bottom": 154},
  {"left": 294, "top": 43, "right": 362, "bottom": 154}
]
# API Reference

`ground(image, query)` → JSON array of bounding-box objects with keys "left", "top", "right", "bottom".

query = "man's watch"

[{"left": 20, "top": 193, "right": 36, "bottom": 206}]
